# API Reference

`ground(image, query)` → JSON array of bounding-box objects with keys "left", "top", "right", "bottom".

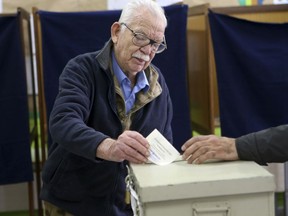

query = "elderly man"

[{"left": 40, "top": 0, "right": 173, "bottom": 215}]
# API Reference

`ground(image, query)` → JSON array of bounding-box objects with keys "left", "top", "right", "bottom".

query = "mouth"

[
  {"left": 134, "top": 57, "right": 146, "bottom": 63},
  {"left": 132, "top": 52, "right": 150, "bottom": 62}
]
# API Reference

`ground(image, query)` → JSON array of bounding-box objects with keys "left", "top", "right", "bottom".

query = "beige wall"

[
  {"left": 184, "top": 0, "right": 239, "bottom": 7},
  {"left": 3, "top": 0, "right": 107, "bottom": 13},
  {"left": 184, "top": 0, "right": 274, "bottom": 7},
  {"left": 3, "top": 0, "right": 275, "bottom": 13}
]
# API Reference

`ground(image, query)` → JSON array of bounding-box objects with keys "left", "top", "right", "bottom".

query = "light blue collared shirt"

[{"left": 112, "top": 52, "right": 149, "bottom": 114}]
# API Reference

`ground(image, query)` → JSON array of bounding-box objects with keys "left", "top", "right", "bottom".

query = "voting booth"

[{"left": 127, "top": 161, "right": 275, "bottom": 216}]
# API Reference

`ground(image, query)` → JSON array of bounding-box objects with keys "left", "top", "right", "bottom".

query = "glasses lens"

[
  {"left": 155, "top": 44, "right": 166, "bottom": 53},
  {"left": 132, "top": 33, "right": 166, "bottom": 53},
  {"left": 133, "top": 34, "right": 150, "bottom": 47}
]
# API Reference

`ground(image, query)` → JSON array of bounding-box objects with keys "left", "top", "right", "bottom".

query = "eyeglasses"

[{"left": 121, "top": 23, "right": 167, "bottom": 54}]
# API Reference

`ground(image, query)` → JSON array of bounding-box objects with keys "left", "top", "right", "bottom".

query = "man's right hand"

[{"left": 96, "top": 130, "right": 150, "bottom": 163}]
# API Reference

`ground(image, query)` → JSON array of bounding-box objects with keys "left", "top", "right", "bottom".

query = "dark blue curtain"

[
  {"left": 0, "top": 14, "right": 33, "bottom": 184},
  {"left": 39, "top": 4, "right": 190, "bottom": 151},
  {"left": 39, "top": 9, "right": 121, "bottom": 126},
  {"left": 209, "top": 10, "right": 288, "bottom": 137}
]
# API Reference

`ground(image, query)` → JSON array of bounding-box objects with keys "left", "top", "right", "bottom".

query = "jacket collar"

[{"left": 96, "top": 38, "right": 114, "bottom": 72}]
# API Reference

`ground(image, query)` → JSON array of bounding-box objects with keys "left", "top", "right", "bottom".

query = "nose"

[{"left": 140, "top": 43, "right": 154, "bottom": 54}]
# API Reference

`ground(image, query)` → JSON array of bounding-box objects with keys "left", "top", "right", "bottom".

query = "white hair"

[{"left": 119, "top": 0, "right": 167, "bottom": 28}]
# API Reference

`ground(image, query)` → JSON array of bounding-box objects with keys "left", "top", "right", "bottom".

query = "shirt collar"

[{"left": 112, "top": 52, "right": 149, "bottom": 92}]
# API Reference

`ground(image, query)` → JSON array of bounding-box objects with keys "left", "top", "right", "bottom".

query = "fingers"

[
  {"left": 181, "top": 135, "right": 210, "bottom": 151},
  {"left": 186, "top": 148, "right": 217, "bottom": 164},
  {"left": 114, "top": 131, "right": 150, "bottom": 163},
  {"left": 120, "top": 130, "right": 150, "bottom": 150},
  {"left": 181, "top": 135, "right": 224, "bottom": 164},
  {"left": 181, "top": 135, "right": 212, "bottom": 160},
  {"left": 181, "top": 135, "right": 238, "bottom": 164}
]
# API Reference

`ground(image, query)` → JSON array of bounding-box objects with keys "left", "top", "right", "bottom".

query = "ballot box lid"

[{"left": 129, "top": 161, "right": 275, "bottom": 203}]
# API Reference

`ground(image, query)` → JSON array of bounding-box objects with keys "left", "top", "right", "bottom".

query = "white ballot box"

[{"left": 127, "top": 160, "right": 275, "bottom": 216}]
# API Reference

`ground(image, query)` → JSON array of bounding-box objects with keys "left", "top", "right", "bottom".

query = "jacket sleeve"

[
  {"left": 49, "top": 54, "right": 109, "bottom": 161},
  {"left": 236, "top": 125, "right": 288, "bottom": 165}
]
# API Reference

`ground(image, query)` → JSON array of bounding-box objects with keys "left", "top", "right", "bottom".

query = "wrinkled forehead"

[{"left": 129, "top": 15, "right": 166, "bottom": 38}]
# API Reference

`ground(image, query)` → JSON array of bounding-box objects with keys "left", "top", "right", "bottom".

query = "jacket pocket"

[
  {"left": 43, "top": 155, "right": 87, "bottom": 201},
  {"left": 44, "top": 153, "right": 118, "bottom": 201}
]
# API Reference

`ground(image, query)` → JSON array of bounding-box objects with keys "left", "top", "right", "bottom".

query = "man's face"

[{"left": 112, "top": 17, "right": 165, "bottom": 77}]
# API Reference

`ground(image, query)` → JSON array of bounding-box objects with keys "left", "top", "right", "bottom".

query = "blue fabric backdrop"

[
  {"left": 209, "top": 10, "right": 288, "bottom": 137},
  {"left": 38, "top": 4, "right": 191, "bottom": 151},
  {"left": 0, "top": 14, "right": 33, "bottom": 184}
]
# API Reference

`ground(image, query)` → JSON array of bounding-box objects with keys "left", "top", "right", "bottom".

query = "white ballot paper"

[{"left": 146, "top": 129, "right": 180, "bottom": 166}]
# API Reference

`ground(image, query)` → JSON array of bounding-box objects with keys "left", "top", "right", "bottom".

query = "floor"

[{"left": 0, "top": 211, "right": 37, "bottom": 216}]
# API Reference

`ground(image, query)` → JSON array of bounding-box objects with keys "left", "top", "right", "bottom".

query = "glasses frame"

[{"left": 121, "top": 22, "right": 167, "bottom": 54}]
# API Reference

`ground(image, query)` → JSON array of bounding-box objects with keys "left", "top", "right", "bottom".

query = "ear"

[{"left": 111, "top": 22, "right": 121, "bottom": 44}]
